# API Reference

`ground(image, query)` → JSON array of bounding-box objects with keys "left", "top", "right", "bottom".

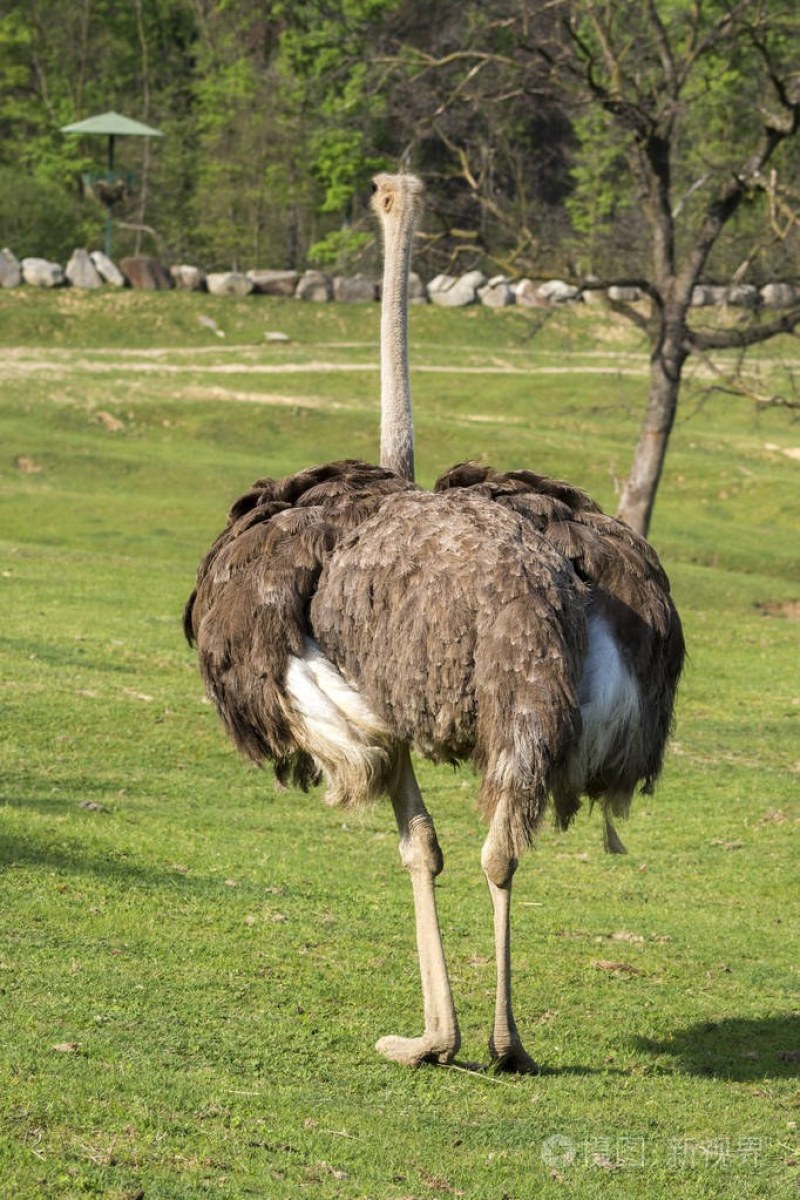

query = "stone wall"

[{"left": 1, "top": 245, "right": 797, "bottom": 311}]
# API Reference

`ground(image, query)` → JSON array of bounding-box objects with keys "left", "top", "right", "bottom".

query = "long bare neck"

[{"left": 379, "top": 201, "right": 415, "bottom": 482}]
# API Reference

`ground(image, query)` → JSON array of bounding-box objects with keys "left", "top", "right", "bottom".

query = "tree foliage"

[{"left": 1, "top": 0, "right": 798, "bottom": 282}]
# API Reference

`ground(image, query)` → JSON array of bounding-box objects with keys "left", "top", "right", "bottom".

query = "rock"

[
  {"left": 171, "top": 264, "right": 206, "bottom": 291},
  {"left": 429, "top": 270, "right": 486, "bottom": 307},
  {"left": 579, "top": 275, "right": 605, "bottom": 305},
  {"left": 607, "top": 284, "right": 642, "bottom": 303},
  {"left": 198, "top": 314, "right": 225, "bottom": 338},
  {"left": 705, "top": 286, "right": 729, "bottom": 306},
  {"left": 478, "top": 275, "right": 514, "bottom": 307},
  {"left": 512, "top": 278, "right": 545, "bottom": 308},
  {"left": 90, "top": 251, "right": 126, "bottom": 287},
  {"left": 247, "top": 269, "right": 299, "bottom": 296},
  {"left": 537, "top": 279, "right": 580, "bottom": 305},
  {"left": 66, "top": 248, "right": 102, "bottom": 289},
  {"left": 690, "top": 285, "right": 714, "bottom": 307},
  {"left": 333, "top": 273, "right": 377, "bottom": 303},
  {"left": 206, "top": 271, "right": 253, "bottom": 297},
  {"left": 760, "top": 282, "right": 796, "bottom": 308},
  {"left": 295, "top": 270, "right": 333, "bottom": 302},
  {"left": 408, "top": 271, "right": 428, "bottom": 304},
  {"left": 427, "top": 273, "right": 456, "bottom": 298},
  {"left": 21, "top": 257, "right": 65, "bottom": 288},
  {"left": 265, "top": 330, "right": 290, "bottom": 343},
  {"left": 726, "top": 284, "right": 759, "bottom": 308},
  {"left": 120, "top": 256, "right": 173, "bottom": 290},
  {"left": 0, "top": 247, "right": 22, "bottom": 288}
]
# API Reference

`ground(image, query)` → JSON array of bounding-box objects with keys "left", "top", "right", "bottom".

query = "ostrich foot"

[
  {"left": 376, "top": 1032, "right": 458, "bottom": 1068},
  {"left": 489, "top": 1037, "right": 539, "bottom": 1075}
]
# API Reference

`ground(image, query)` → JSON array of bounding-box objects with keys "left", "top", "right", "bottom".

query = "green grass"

[{"left": 1, "top": 290, "right": 798, "bottom": 1198}]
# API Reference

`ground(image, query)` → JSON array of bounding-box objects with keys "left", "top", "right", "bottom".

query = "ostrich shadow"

[
  {"left": 445, "top": 1016, "right": 800, "bottom": 1080},
  {"left": 635, "top": 1014, "right": 800, "bottom": 1081},
  {"left": 1, "top": 792, "right": 230, "bottom": 895}
]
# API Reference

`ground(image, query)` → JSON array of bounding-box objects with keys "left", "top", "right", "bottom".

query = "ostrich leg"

[
  {"left": 376, "top": 746, "right": 460, "bottom": 1067},
  {"left": 481, "top": 817, "right": 539, "bottom": 1074}
]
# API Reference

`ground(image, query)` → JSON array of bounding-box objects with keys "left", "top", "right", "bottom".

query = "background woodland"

[{"left": 2, "top": 0, "right": 799, "bottom": 282}]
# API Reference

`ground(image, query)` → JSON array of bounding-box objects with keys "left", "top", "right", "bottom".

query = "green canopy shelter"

[{"left": 60, "top": 111, "right": 164, "bottom": 257}]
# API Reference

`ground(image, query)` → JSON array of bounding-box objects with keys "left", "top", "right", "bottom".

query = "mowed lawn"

[{"left": 1, "top": 290, "right": 797, "bottom": 1199}]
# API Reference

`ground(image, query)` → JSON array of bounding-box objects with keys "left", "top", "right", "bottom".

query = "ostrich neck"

[{"left": 380, "top": 214, "right": 415, "bottom": 482}]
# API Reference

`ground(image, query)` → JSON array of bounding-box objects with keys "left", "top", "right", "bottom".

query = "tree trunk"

[
  {"left": 617, "top": 323, "right": 686, "bottom": 537},
  {"left": 134, "top": 0, "right": 151, "bottom": 258}
]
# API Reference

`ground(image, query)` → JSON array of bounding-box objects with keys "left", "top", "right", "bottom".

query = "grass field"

[{"left": 1, "top": 289, "right": 798, "bottom": 1198}]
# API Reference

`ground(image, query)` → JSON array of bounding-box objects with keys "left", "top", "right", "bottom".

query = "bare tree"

[{"left": 385, "top": 0, "right": 800, "bottom": 535}]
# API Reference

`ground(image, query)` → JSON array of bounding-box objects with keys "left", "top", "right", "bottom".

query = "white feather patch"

[
  {"left": 572, "top": 613, "right": 642, "bottom": 784},
  {"left": 285, "top": 638, "right": 392, "bottom": 804}
]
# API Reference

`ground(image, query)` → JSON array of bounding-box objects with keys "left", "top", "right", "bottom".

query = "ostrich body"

[{"left": 185, "top": 174, "right": 684, "bottom": 1071}]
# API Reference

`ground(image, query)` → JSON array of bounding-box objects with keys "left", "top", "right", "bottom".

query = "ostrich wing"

[
  {"left": 435, "top": 463, "right": 685, "bottom": 792},
  {"left": 184, "top": 460, "right": 413, "bottom": 782}
]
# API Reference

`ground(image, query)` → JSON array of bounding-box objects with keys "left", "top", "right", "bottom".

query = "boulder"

[
  {"left": 760, "top": 282, "right": 797, "bottom": 308},
  {"left": 579, "top": 275, "right": 605, "bottom": 305},
  {"left": 66, "top": 248, "right": 102, "bottom": 289},
  {"left": 206, "top": 271, "right": 253, "bottom": 297},
  {"left": 478, "top": 275, "right": 514, "bottom": 307},
  {"left": 427, "top": 273, "right": 456, "bottom": 298},
  {"left": 607, "top": 284, "right": 642, "bottom": 303},
  {"left": 333, "top": 273, "right": 377, "bottom": 303},
  {"left": 90, "top": 251, "right": 126, "bottom": 287},
  {"left": 512, "top": 278, "right": 545, "bottom": 308},
  {"left": 429, "top": 270, "right": 486, "bottom": 307},
  {"left": 247, "top": 269, "right": 299, "bottom": 296},
  {"left": 21, "top": 257, "right": 65, "bottom": 288},
  {"left": 408, "top": 271, "right": 428, "bottom": 304},
  {"left": 690, "top": 285, "right": 714, "bottom": 307},
  {"left": 0, "top": 247, "right": 22, "bottom": 288},
  {"left": 537, "top": 279, "right": 580, "bottom": 305},
  {"left": 171, "top": 264, "right": 206, "bottom": 291},
  {"left": 295, "top": 270, "right": 333, "bottom": 302},
  {"left": 120, "top": 256, "right": 173, "bottom": 290},
  {"left": 706, "top": 286, "right": 729, "bottom": 306},
  {"left": 725, "top": 283, "right": 759, "bottom": 308}
]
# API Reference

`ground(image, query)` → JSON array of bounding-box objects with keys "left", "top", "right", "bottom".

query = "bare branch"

[
  {"left": 605, "top": 299, "right": 651, "bottom": 334},
  {"left": 578, "top": 276, "right": 663, "bottom": 308},
  {"left": 674, "top": 0, "right": 755, "bottom": 90},
  {"left": 678, "top": 104, "right": 800, "bottom": 291},
  {"left": 376, "top": 48, "right": 517, "bottom": 74},
  {"left": 686, "top": 308, "right": 800, "bottom": 352},
  {"left": 116, "top": 220, "right": 170, "bottom": 258},
  {"left": 671, "top": 173, "right": 710, "bottom": 219},
  {"left": 644, "top": 0, "right": 678, "bottom": 98}
]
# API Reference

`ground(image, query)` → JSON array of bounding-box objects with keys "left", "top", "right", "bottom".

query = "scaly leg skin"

[
  {"left": 482, "top": 824, "right": 539, "bottom": 1075},
  {"left": 376, "top": 747, "right": 460, "bottom": 1068}
]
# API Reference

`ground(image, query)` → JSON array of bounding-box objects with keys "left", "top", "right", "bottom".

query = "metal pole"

[{"left": 105, "top": 134, "right": 116, "bottom": 258}]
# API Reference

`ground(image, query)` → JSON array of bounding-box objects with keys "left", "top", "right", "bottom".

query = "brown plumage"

[
  {"left": 435, "top": 463, "right": 685, "bottom": 833},
  {"left": 185, "top": 461, "right": 591, "bottom": 859},
  {"left": 184, "top": 172, "right": 684, "bottom": 1073},
  {"left": 184, "top": 460, "right": 412, "bottom": 790}
]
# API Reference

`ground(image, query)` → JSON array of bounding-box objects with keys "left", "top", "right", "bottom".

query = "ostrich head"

[{"left": 370, "top": 172, "right": 425, "bottom": 223}]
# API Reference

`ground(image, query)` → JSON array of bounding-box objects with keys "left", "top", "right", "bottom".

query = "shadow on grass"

[
  {"left": 636, "top": 1015, "right": 800, "bottom": 1080},
  {"left": 1, "top": 795, "right": 225, "bottom": 894}
]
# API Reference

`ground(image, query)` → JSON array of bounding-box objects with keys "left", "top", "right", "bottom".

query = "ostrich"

[{"left": 184, "top": 173, "right": 684, "bottom": 1072}]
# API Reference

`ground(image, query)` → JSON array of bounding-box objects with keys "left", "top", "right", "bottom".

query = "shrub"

[{"left": 0, "top": 167, "right": 92, "bottom": 261}]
